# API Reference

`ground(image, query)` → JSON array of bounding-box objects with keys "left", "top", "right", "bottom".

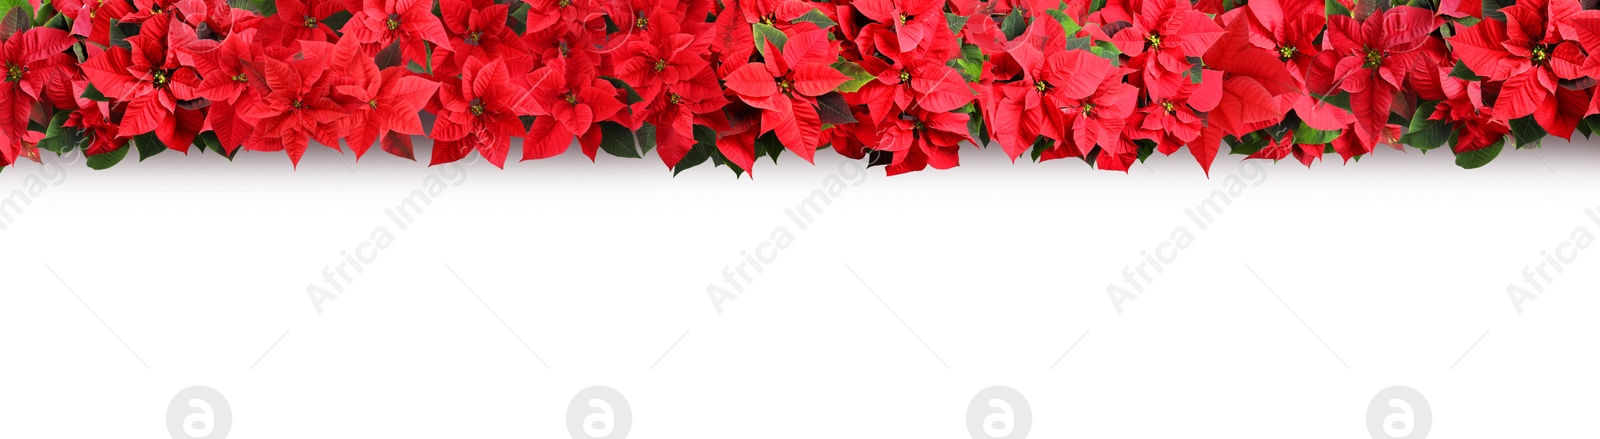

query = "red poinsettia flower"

[
  {"left": 979, "top": 19, "right": 1068, "bottom": 159},
  {"left": 644, "top": 68, "right": 727, "bottom": 168},
  {"left": 709, "top": 0, "right": 812, "bottom": 76},
  {"left": 1190, "top": 18, "right": 1303, "bottom": 171},
  {"left": 851, "top": 23, "right": 972, "bottom": 125},
  {"left": 523, "top": 0, "right": 607, "bottom": 34},
  {"left": 80, "top": 15, "right": 207, "bottom": 153},
  {"left": 240, "top": 44, "right": 347, "bottom": 166},
  {"left": 430, "top": 57, "right": 527, "bottom": 167},
  {"left": 1058, "top": 65, "right": 1137, "bottom": 161},
  {"left": 436, "top": 0, "right": 528, "bottom": 76},
  {"left": 54, "top": 0, "right": 135, "bottom": 45},
  {"left": 1096, "top": 0, "right": 1223, "bottom": 98},
  {"left": 1132, "top": 69, "right": 1222, "bottom": 161},
  {"left": 184, "top": 28, "right": 264, "bottom": 152},
  {"left": 119, "top": 0, "right": 182, "bottom": 24},
  {"left": 1247, "top": 133, "right": 1323, "bottom": 167},
  {"left": 171, "top": 0, "right": 254, "bottom": 40},
  {"left": 328, "top": 38, "right": 440, "bottom": 159},
  {"left": 1433, "top": 75, "right": 1510, "bottom": 154},
  {"left": 1, "top": 25, "right": 76, "bottom": 162},
  {"left": 66, "top": 88, "right": 136, "bottom": 157},
  {"left": 1004, "top": 48, "right": 1132, "bottom": 161},
  {"left": 1237, "top": 0, "right": 1323, "bottom": 82},
  {"left": 852, "top": 0, "right": 946, "bottom": 54},
  {"left": 878, "top": 107, "right": 972, "bottom": 175},
  {"left": 1309, "top": 5, "right": 1438, "bottom": 155},
  {"left": 722, "top": 27, "right": 850, "bottom": 162},
  {"left": 259, "top": 0, "right": 345, "bottom": 45},
  {"left": 345, "top": 0, "right": 452, "bottom": 60},
  {"left": 612, "top": 16, "right": 712, "bottom": 116},
  {"left": 519, "top": 55, "right": 624, "bottom": 162},
  {"left": 1451, "top": 0, "right": 1588, "bottom": 137}
]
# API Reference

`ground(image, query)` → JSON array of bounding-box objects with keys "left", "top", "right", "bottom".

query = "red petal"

[{"left": 723, "top": 62, "right": 778, "bottom": 98}]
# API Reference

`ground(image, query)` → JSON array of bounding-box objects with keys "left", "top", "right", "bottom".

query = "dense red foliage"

[{"left": 4, "top": 0, "right": 1600, "bottom": 174}]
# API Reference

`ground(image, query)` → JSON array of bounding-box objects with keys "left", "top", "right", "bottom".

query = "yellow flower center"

[
  {"left": 1531, "top": 45, "right": 1549, "bottom": 64},
  {"left": 303, "top": 16, "right": 317, "bottom": 28},
  {"left": 1277, "top": 45, "right": 1296, "bottom": 61},
  {"left": 5, "top": 64, "right": 24, "bottom": 82},
  {"left": 898, "top": 70, "right": 910, "bottom": 83},
  {"left": 1363, "top": 48, "right": 1383, "bottom": 68},
  {"left": 231, "top": 73, "right": 248, "bottom": 82},
  {"left": 1145, "top": 34, "right": 1161, "bottom": 49},
  {"left": 564, "top": 92, "right": 577, "bottom": 104},
  {"left": 1034, "top": 80, "right": 1050, "bottom": 92},
  {"left": 385, "top": 14, "right": 400, "bottom": 30},
  {"left": 654, "top": 59, "right": 667, "bottom": 72},
  {"left": 368, "top": 100, "right": 379, "bottom": 110},
  {"left": 1161, "top": 100, "right": 1175, "bottom": 113},
  {"left": 635, "top": 16, "right": 648, "bottom": 29},
  {"left": 668, "top": 94, "right": 682, "bottom": 104}
]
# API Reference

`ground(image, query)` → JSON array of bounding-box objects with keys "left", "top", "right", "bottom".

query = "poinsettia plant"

[{"left": 3, "top": 0, "right": 1600, "bottom": 174}]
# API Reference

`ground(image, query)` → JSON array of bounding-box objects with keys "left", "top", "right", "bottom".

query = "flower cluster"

[{"left": 3, "top": 0, "right": 1599, "bottom": 175}]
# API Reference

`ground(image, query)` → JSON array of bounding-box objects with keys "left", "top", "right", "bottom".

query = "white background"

[{"left": 2, "top": 137, "right": 1598, "bottom": 438}]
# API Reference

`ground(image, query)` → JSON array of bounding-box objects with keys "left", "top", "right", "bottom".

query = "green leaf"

[
  {"left": 1482, "top": 0, "right": 1506, "bottom": 21},
  {"left": 2, "top": 5, "right": 30, "bottom": 38},
  {"left": 1583, "top": 115, "right": 1600, "bottom": 139},
  {"left": 753, "top": 23, "right": 787, "bottom": 54},
  {"left": 596, "top": 121, "right": 640, "bottom": 158},
  {"left": 1135, "top": 138, "right": 1157, "bottom": 162},
  {"left": 1090, "top": 40, "right": 1122, "bottom": 64},
  {"left": 1000, "top": 9, "right": 1026, "bottom": 40},
  {"left": 754, "top": 132, "right": 783, "bottom": 163},
  {"left": 815, "top": 92, "right": 856, "bottom": 125},
  {"left": 1449, "top": 61, "right": 1485, "bottom": 81},
  {"left": 967, "top": 110, "right": 989, "bottom": 147},
  {"left": 1064, "top": 36, "right": 1090, "bottom": 51},
  {"left": 1326, "top": 0, "right": 1351, "bottom": 16},
  {"left": 406, "top": 60, "right": 426, "bottom": 74},
  {"left": 672, "top": 140, "right": 716, "bottom": 174},
  {"left": 794, "top": 9, "right": 836, "bottom": 28},
  {"left": 198, "top": 131, "right": 239, "bottom": 160},
  {"left": 945, "top": 12, "right": 968, "bottom": 34},
  {"left": 1508, "top": 115, "right": 1546, "bottom": 148},
  {"left": 249, "top": 0, "right": 278, "bottom": 16},
  {"left": 832, "top": 61, "right": 875, "bottom": 93},
  {"left": 507, "top": 3, "right": 528, "bottom": 34},
  {"left": 1293, "top": 122, "right": 1343, "bottom": 145},
  {"left": 1045, "top": 9, "right": 1081, "bottom": 36},
  {"left": 1454, "top": 137, "right": 1504, "bottom": 169},
  {"left": 37, "top": 110, "right": 80, "bottom": 154},
  {"left": 1398, "top": 101, "right": 1448, "bottom": 151},
  {"left": 46, "top": 9, "right": 69, "bottom": 31},
  {"left": 134, "top": 133, "right": 165, "bottom": 161},
  {"left": 87, "top": 144, "right": 131, "bottom": 170},
  {"left": 599, "top": 76, "right": 645, "bottom": 104},
  {"left": 1027, "top": 136, "right": 1054, "bottom": 162},
  {"left": 1311, "top": 92, "right": 1352, "bottom": 112},
  {"left": 109, "top": 18, "right": 132, "bottom": 49},
  {"left": 81, "top": 82, "right": 110, "bottom": 101},
  {"left": 1225, "top": 133, "right": 1270, "bottom": 155},
  {"left": 636, "top": 122, "right": 657, "bottom": 156}
]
